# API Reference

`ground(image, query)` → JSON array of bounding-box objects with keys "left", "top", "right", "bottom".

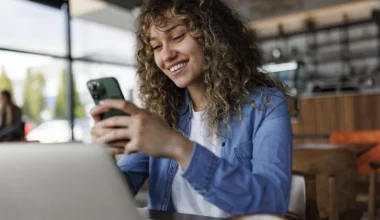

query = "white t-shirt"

[{"left": 171, "top": 110, "right": 231, "bottom": 218}]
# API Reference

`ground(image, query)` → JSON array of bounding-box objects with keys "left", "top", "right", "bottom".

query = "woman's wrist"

[{"left": 166, "top": 133, "right": 194, "bottom": 169}]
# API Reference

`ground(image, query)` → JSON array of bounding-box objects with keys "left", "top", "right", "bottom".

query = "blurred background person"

[{"left": 0, "top": 90, "right": 24, "bottom": 142}]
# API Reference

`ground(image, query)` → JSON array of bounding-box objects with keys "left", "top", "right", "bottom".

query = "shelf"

[
  {"left": 257, "top": 19, "right": 373, "bottom": 42},
  {"left": 307, "top": 34, "right": 379, "bottom": 50}
]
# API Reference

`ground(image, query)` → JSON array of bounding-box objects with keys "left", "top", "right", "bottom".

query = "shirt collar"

[{"left": 179, "top": 89, "right": 191, "bottom": 115}]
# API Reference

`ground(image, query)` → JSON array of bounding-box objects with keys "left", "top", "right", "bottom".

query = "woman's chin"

[{"left": 173, "top": 80, "right": 189, "bottom": 89}]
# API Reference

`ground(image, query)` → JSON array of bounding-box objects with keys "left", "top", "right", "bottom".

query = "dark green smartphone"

[{"left": 87, "top": 77, "right": 129, "bottom": 120}]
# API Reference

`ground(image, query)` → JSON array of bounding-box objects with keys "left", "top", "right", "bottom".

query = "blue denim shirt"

[{"left": 117, "top": 87, "right": 292, "bottom": 216}]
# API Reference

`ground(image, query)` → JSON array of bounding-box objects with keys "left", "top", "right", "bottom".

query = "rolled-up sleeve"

[
  {"left": 182, "top": 98, "right": 292, "bottom": 216},
  {"left": 117, "top": 153, "right": 150, "bottom": 196}
]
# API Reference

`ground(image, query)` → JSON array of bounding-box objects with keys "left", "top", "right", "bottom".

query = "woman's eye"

[
  {"left": 152, "top": 45, "right": 161, "bottom": 50},
  {"left": 173, "top": 34, "right": 185, "bottom": 41}
]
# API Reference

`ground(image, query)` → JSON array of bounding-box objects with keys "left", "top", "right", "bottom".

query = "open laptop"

[{"left": 0, "top": 143, "right": 143, "bottom": 220}]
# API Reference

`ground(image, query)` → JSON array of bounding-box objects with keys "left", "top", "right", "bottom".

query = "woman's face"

[{"left": 149, "top": 13, "right": 205, "bottom": 89}]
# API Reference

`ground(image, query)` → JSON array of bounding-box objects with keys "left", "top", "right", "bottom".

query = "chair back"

[
  {"left": 287, "top": 175, "right": 306, "bottom": 220},
  {"left": 330, "top": 130, "right": 380, "bottom": 174}
]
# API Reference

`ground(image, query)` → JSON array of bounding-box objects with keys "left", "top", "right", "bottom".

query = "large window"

[
  {"left": 0, "top": 0, "right": 66, "bottom": 56},
  {"left": 71, "top": 19, "right": 136, "bottom": 66},
  {"left": 0, "top": 51, "right": 69, "bottom": 142},
  {"left": 0, "top": 0, "right": 137, "bottom": 143}
]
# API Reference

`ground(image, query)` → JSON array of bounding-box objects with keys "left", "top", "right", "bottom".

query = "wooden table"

[
  {"left": 293, "top": 143, "right": 377, "bottom": 157},
  {"left": 143, "top": 210, "right": 285, "bottom": 220},
  {"left": 292, "top": 143, "right": 377, "bottom": 220}
]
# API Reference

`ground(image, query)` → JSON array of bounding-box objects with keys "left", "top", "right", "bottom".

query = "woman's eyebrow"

[
  {"left": 163, "top": 23, "right": 185, "bottom": 33},
  {"left": 149, "top": 24, "right": 185, "bottom": 41}
]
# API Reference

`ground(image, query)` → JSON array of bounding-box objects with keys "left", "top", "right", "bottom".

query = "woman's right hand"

[{"left": 89, "top": 104, "right": 128, "bottom": 155}]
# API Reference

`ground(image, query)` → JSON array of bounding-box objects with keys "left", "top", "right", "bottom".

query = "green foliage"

[
  {"left": 54, "top": 69, "right": 86, "bottom": 119},
  {"left": 22, "top": 69, "right": 46, "bottom": 123},
  {"left": 0, "top": 67, "right": 14, "bottom": 95},
  {"left": 22, "top": 69, "right": 33, "bottom": 118}
]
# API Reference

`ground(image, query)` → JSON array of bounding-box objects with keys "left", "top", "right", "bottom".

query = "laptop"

[{"left": 0, "top": 143, "right": 143, "bottom": 220}]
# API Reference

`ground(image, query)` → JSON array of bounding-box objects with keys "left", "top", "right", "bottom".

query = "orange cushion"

[{"left": 330, "top": 130, "right": 380, "bottom": 144}]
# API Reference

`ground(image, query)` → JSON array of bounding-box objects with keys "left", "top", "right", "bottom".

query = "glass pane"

[
  {"left": 71, "top": 18, "right": 136, "bottom": 65},
  {"left": 73, "top": 61, "right": 138, "bottom": 143},
  {"left": 0, "top": 50, "right": 71, "bottom": 143},
  {"left": 0, "top": 0, "right": 66, "bottom": 56}
]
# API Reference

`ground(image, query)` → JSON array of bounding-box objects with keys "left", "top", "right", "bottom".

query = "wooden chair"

[
  {"left": 286, "top": 175, "right": 306, "bottom": 220},
  {"left": 330, "top": 130, "right": 380, "bottom": 220},
  {"left": 293, "top": 145, "right": 358, "bottom": 220},
  {"left": 368, "top": 161, "right": 380, "bottom": 220},
  {"left": 330, "top": 130, "right": 380, "bottom": 174}
]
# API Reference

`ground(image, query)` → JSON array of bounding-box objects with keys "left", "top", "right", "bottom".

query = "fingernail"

[
  {"left": 97, "top": 137, "right": 103, "bottom": 143},
  {"left": 96, "top": 122, "right": 103, "bottom": 127},
  {"left": 99, "top": 101, "right": 105, "bottom": 105}
]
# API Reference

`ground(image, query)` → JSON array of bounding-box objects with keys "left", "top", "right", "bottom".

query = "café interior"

[{"left": 1, "top": 0, "right": 380, "bottom": 219}]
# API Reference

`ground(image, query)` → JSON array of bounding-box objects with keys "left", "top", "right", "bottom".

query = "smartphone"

[{"left": 87, "top": 77, "right": 129, "bottom": 120}]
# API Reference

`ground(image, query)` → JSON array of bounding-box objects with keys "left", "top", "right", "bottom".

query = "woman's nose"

[{"left": 162, "top": 45, "right": 177, "bottom": 62}]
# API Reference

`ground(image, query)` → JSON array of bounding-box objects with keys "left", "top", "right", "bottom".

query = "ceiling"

[
  {"left": 28, "top": 0, "right": 142, "bottom": 10},
  {"left": 27, "top": 0, "right": 379, "bottom": 35},
  {"left": 102, "top": 0, "right": 141, "bottom": 10},
  {"left": 28, "top": 0, "right": 63, "bottom": 8}
]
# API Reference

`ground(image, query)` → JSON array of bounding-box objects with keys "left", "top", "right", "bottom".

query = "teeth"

[{"left": 170, "top": 63, "right": 186, "bottom": 72}]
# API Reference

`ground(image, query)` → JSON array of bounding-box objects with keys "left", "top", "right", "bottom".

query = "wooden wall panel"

[
  {"left": 376, "top": 95, "right": 380, "bottom": 129},
  {"left": 354, "top": 94, "right": 373, "bottom": 130},
  {"left": 336, "top": 95, "right": 356, "bottom": 131},
  {"left": 298, "top": 98, "right": 317, "bottom": 134},
  {"left": 315, "top": 97, "right": 338, "bottom": 134},
  {"left": 292, "top": 93, "right": 380, "bottom": 143}
]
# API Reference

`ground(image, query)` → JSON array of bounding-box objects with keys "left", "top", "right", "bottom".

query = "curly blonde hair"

[{"left": 136, "top": 0, "right": 287, "bottom": 134}]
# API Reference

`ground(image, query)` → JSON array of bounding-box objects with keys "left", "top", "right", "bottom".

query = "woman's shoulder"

[{"left": 247, "top": 86, "right": 286, "bottom": 110}]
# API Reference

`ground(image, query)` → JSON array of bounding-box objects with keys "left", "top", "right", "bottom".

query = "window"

[
  {"left": 0, "top": 0, "right": 66, "bottom": 56},
  {"left": 0, "top": 51, "right": 68, "bottom": 142},
  {"left": 0, "top": 0, "right": 138, "bottom": 143},
  {"left": 72, "top": 19, "right": 136, "bottom": 66}
]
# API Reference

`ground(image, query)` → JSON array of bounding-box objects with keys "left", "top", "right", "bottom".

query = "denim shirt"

[{"left": 117, "top": 87, "right": 292, "bottom": 216}]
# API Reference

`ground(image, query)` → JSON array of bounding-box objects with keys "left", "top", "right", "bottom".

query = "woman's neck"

[{"left": 187, "top": 84, "right": 205, "bottom": 112}]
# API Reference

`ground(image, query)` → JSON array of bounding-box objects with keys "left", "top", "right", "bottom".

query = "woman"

[
  {"left": 90, "top": 0, "right": 292, "bottom": 217},
  {"left": 0, "top": 90, "right": 23, "bottom": 141}
]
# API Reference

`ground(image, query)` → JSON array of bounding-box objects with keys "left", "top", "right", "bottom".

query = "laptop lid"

[{"left": 0, "top": 143, "right": 143, "bottom": 220}]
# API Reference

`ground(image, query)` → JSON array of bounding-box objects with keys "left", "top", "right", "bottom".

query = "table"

[
  {"left": 141, "top": 210, "right": 285, "bottom": 220},
  {"left": 293, "top": 143, "right": 377, "bottom": 157}
]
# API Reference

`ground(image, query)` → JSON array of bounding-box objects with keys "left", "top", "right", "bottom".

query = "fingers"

[
  {"left": 106, "top": 141, "right": 137, "bottom": 155},
  {"left": 90, "top": 105, "right": 111, "bottom": 122},
  {"left": 107, "top": 140, "right": 129, "bottom": 148},
  {"left": 124, "top": 141, "right": 138, "bottom": 154},
  {"left": 107, "top": 147, "right": 125, "bottom": 155},
  {"left": 98, "top": 116, "right": 132, "bottom": 128},
  {"left": 90, "top": 127, "right": 113, "bottom": 140},
  {"left": 100, "top": 100, "right": 140, "bottom": 115},
  {"left": 99, "top": 128, "right": 131, "bottom": 144}
]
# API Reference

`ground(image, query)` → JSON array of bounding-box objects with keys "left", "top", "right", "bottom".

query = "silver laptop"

[{"left": 0, "top": 143, "right": 143, "bottom": 220}]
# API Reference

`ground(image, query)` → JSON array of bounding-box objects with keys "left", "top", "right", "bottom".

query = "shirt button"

[{"left": 222, "top": 142, "right": 225, "bottom": 147}]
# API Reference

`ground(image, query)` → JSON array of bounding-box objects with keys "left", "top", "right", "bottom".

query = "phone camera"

[
  {"left": 89, "top": 81, "right": 106, "bottom": 100},
  {"left": 90, "top": 81, "right": 100, "bottom": 92}
]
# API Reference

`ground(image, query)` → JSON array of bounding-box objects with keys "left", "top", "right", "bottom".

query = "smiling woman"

[
  {"left": 89, "top": 0, "right": 293, "bottom": 218},
  {"left": 149, "top": 18, "right": 205, "bottom": 93}
]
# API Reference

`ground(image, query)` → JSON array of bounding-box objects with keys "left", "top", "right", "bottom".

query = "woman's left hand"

[{"left": 96, "top": 99, "right": 193, "bottom": 166}]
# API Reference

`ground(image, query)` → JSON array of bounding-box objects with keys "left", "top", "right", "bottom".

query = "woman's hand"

[
  {"left": 90, "top": 104, "right": 129, "bottom": 155},
  {"left": 91, "top": 99, "right": 194, "bottom": 168}
]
